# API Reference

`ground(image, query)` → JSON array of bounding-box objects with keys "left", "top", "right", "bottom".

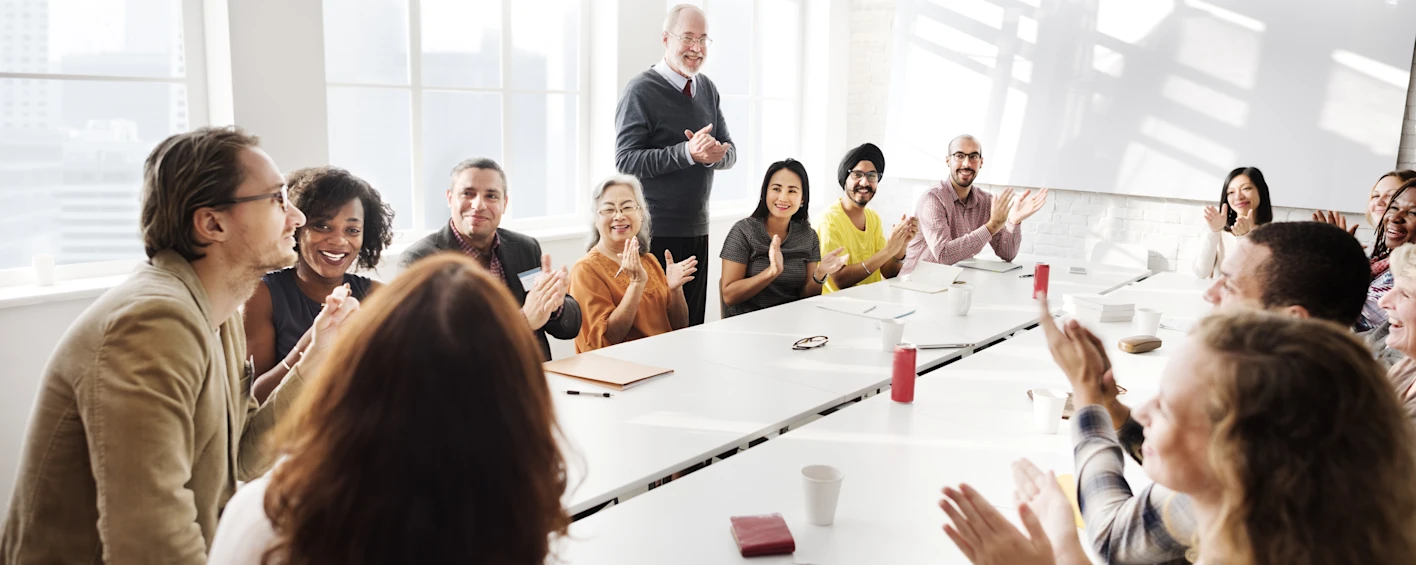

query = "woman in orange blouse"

[{"left": 571, "top": 174, "right": 699, "bottom": 352}]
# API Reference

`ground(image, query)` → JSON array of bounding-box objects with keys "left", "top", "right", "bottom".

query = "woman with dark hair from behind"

[
  {"left": 720, "top": 159, "right": 849, "bottom": 317},
  {"left": 1191, "top": 166, "right": 1274, "bottom": 279},
  {"left": 244, "top": 166, "right": 396, "bottom": 402},
  {"left": 208, "top": 254, "right": 571, "bottom": 565}
]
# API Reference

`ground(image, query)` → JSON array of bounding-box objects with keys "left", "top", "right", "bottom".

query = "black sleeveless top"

[{"left": 262, "top": 268, "right": 373, "bottom": 362}]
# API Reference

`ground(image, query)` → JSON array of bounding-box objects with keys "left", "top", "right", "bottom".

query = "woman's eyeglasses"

[{"left": 792, "top": 335, "right": 829, "bottom": 350}]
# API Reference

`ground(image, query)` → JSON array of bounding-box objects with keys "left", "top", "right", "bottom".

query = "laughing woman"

[
  {"left": 720, "top": 159, "right": 848, "bottom": 318},
  {"left": 1191, "top": 167, "right": 1274, "bottom": 279},
  {"left": 1360, "top": 178, "right": 1416, "bottom": 332},
  {"left": 243, "top": 167, "right": 394, "bottom": 402}
]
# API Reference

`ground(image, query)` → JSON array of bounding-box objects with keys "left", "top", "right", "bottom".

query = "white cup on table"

[
  {"left": 1134, "top": 308, "right": 1163, "bottom": 337},
  {"left": 1032, "top": 389, "right": 1067, "bottom": 434},
  {"left": 802, "top": 464, "right": 845, "bottom": 526},
  {"left": 947, "top": 282, "right": 972, "bottom": 316},
  {"left": 32, "top": 254, "right": 55, "bottom": 286},
  {"left": 879, "top": 319, "right": 905, "bottom": 352}
]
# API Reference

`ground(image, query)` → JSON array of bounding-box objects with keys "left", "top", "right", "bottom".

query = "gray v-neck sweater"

[{"left": 614, "top": 68, "right": 737, "bottom": 238}]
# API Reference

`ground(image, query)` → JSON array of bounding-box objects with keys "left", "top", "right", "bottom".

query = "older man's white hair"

[{"left": 663, "top": 3, "right": 704, "bottom": 33}]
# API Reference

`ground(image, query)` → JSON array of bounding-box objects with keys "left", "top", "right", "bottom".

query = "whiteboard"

[{"left": 884, "top": 0, "right": 1416, "bottom": 212}]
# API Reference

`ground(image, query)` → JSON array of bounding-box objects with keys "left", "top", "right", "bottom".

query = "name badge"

[{"left": 517, "top": 267, "right": 542, "bottom": 290}]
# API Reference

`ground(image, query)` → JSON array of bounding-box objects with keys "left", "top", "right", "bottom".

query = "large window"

[
  {"left": 0, "top": 0, "right": 198, "bottom": 270},
  {"left": 668, "top": 0, "right": 803, "bottom": 206},
  {"left": 323, "top": 0, "right": 582, "bottom": 231}
]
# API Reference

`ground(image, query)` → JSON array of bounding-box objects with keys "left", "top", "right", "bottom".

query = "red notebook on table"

[{"left": 729, "top": 513, "right": 796, "bottom": 557}]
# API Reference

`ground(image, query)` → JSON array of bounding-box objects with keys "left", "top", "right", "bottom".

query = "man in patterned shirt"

[
  {"left": 1039, "top": 221, "right": 1370, "bottom": 564},
  {"left": 401, "top": 157, "right": 581, "bottom": 361},
  {"left": 900, "top": 134, "right": 1048, "bottom": 274}
]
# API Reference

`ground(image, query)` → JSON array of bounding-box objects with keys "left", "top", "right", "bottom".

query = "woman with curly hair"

[
  {"left": 940, "top": 311, "right": 1416, "bottom": 565},
  {"left": 209, "top": 254, "right": 570, "bottom": 565},
  {"left": 243, "top": 166, "right": 395, "bottom": 402}
]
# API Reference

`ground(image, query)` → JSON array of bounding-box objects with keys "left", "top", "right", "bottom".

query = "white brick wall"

[{"left": 846, "top": 0, "right": 1415, "bottom": 271}]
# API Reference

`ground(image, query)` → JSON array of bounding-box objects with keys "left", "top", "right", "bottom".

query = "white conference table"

[
  {"left": 557, "top": 271, "right": 1212, "bottom": 563},
  {"left": 550, "top": 257, "right": 1151, "bottom": 515}
]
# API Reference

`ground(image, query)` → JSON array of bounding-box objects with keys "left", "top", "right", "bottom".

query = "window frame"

[
  {"left": 0, "top": 0, "right": 211, "bottom": 285},
  {"left": 322, "top": 0, "right": 592, "bottom": 234}
]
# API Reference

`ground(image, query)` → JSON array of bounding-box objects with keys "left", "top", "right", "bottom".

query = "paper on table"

[
  {"left": 544, "top": 354, "right": 673, "bottom": 391},
  {"left": 891, "top": 262, "right": 965, "bottom": 293},
  {"left": 815, "top": 297, "right": 916, "bottom": 320},
  {"left": 901, "top": 320, "right": 974, "bottom": 349},
  {"left": 1160, "top": 317, "right": 1196, "bottom": 332},
  {"left": 957, "top": 258, "right": 1022, "bottom": 273}
]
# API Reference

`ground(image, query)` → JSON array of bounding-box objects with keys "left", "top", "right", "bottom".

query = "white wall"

[{"left": 845, "top": 0, "right": 1415, "bottom": 270}]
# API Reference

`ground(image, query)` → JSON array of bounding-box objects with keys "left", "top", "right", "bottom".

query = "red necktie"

[{"left": 682, "top": 78, "right": 693, "bottom": 98}]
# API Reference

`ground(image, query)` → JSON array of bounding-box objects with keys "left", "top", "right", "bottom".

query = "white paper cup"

[
  {"left": 802, "top": 464, "right": 845, "bottom": 526},
  {"left": 32, "top": 254, "right": 55, "bottom": 286},
  {"left": 1134, "top": 308, "right": 1162, "bottom": 337},
  {"left": 948, "top": 283, "right": 972, "bottom": 316},
  {"left": 879, "top": 319, "right": 906, "bottom": 352},
  {"left": 1032, "top": 389, "right": 1067, "bottom": 434}
]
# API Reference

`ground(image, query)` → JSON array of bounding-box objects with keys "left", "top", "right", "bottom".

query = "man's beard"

[
  {"left": 952, "top": 168, "right": 976, "bottom": 188},
  {"left": 849, "top": 187, "right": 875, "bottom": 207}
]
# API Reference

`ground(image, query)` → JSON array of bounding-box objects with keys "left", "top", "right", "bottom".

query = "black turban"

[{"left": 837, "top": 143, "right": 885, "bottom": 188}]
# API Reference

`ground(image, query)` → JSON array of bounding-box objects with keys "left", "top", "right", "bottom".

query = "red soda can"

[
  {"left": 1033, "top": 263, "right": 1050, "bottom": 299},
  {"left": 891, "top": 343, "right": 917, "bottom": 403}
]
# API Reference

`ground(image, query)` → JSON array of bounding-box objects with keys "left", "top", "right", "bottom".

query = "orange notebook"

[{"left": 544, "top": 354, "right": 674, "bottom": 391}]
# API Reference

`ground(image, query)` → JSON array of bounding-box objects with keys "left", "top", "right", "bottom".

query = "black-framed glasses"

[
  {"left": 793, "top": 335, "right": 829, "bottom": 350},
  {"left": 848, "top": 170, "right": 881, "bottom": 183},
  {"left": 218, "top": 185, "right": 290, "bottom": 212},
  {"left": 676, "top": 34, "right": 713, "bottom": 48},
  {"left": 950, "top": 152, "right": 983, "bottom": 163}
]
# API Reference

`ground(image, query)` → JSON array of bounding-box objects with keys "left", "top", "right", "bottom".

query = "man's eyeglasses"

[
  {"left": 950, "top": 152, "right": 983, "bottom": 163},
  {"left": 848, "top": 170, "right": 881, "bottom": 183},
  {"left": 218, "top": 185, "right": 290, "bottom": 212},
  {"left": 597, "top": 204, "right": 642, "bottom": 218},
  {"left": 675, "top": 34, "right": 713, "bottom": 48},
  {"left": 793, "top": 335, "right": 829, "bottom": 350}
]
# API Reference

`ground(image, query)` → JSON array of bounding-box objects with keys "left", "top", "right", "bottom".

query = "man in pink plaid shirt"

[{"left": 901, "top": 135, "right": 1049, "bottom": 274}]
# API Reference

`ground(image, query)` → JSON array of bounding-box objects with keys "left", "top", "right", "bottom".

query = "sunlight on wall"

[
  {"left": 1161, "top": 75, "right": 1248, "bottom": 127},
  {"left": 1096, "top": 0, "right": 1175, "bottom": 44}
]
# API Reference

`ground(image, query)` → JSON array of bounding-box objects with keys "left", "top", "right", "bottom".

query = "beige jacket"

[{"left": 1, "top": 250, "right": 306, "bottom": 564}]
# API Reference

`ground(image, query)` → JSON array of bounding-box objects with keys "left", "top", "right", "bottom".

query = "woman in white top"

[
  {"left": 207, "top": 253, "right": 569, "bottom": 565},
  {"left": 937, "top": 311, "right": 1416, "bottom": 565},
  {"left": 1191, "top": 167, "right": 1273, "bottom": 279}
]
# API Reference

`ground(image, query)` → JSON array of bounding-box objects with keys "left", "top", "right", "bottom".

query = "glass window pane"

[
  {"left": 757, "top": 0, "right": 800, "bottom": 100},
  {"left": 421, "top": 0, "right": 500, "bottom": 89},
  {"left": 507, "top": 0, "right": 578, "bottom": 91},
  {"left": 755, "top": 97, "right": 799, "bottom": 192},
  {"left": 505, "top": 93, "right": 576, "bottom": 219},
  {"left": 326, "top": 86, "right": 413, "bottom": 230},
  {"left": 421, "top": 90, "right": 502, "bottom": 229},
  {"left": 2, "top": 0, "right": 186, "bottom": 78},
  {"left": 0, "top": 78, "right": 187, "bottom": 269},
  {"left": 710, "top": 96, "right": 752, "bottom": 202},
  {"left": 323, "top": 0, "right": 410, "bottom": 85},
  {"left": 700, "top": 0, "right": 752, "bottom": 96}
]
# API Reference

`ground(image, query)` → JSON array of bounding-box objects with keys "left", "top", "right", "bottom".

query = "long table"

[
  {"left": 553, "top": 255, "right": 1152, "bottom": 515},
  {"left": 555, "top": 271, "right": 1211, "bottom": 562}
]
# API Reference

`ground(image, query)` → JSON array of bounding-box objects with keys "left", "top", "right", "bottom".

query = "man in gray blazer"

[{"left": 402, "top": 158, "right": 580, "bottom": 360}]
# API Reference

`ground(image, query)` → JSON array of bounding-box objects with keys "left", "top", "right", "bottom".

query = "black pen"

[
  {"left": 565, "top": 390, "right": 613, "bottom": 398},
  {"left": 1018, "top": 273, "right": 1034, "bottom": 278}
]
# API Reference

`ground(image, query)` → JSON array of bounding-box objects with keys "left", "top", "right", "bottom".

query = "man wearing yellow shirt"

[{"left": 816, "top": 143, "right": 919, "bottom": 293}]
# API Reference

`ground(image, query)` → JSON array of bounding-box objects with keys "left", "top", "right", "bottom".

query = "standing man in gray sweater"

[{"left": 614, "top": 3, "right": 736, "bottom": 326}]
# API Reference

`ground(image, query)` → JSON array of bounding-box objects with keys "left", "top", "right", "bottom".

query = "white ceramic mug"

[
  {"left": 879, "top": 319, "right": 906, "bottom": 352},
  {"left": 948, "top": 282, "right": 972, "bottom": 316},
  {"left": 1032, "top": 389, "right": 1067, "bottom": 434},
  {"left": 1134, "top": 308, "right": 1163, "bottom": 337},
  {"left": 802, "top": 464, "right": 845, "bottom": 526},
  {"left": 32, "top": 254, "right": 55, "bottom": 286}
]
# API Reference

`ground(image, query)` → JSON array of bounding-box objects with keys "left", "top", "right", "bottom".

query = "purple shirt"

[{"left": 901, "top": 179, "right": 1020, "bottom": 274}]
